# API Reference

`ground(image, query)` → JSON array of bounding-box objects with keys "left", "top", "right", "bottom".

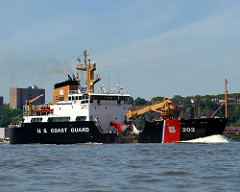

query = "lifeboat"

[{"left": 34, "top": 108, "right": 53, "bottom": 115}]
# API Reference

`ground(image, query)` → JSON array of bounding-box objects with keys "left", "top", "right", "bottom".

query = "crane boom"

[
  {"left": 126, "top": 97, "right": 178, "bottom": 122},
  {"left": 26, "top": 94, "right": 44, "bottom": 116},
  {"left": 29, "top": 94, "right": 44, "bottom": 103}
]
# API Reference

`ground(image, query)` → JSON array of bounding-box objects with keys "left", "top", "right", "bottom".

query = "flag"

[{"left": 77, "top": 57, "right": 81, "bottom": 62}]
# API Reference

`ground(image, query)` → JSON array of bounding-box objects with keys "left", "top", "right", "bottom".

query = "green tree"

[
  {"left": 151, "top": 96, "right": 164, "bottom": 102},
  {"left": 0, "top": 104, "right": 23, "bottom": 127},
  {"left": 134, "top": 97, "right": 147, "bottom": 106},
  {"left": 172, "top": 95, "right": 184, "bottom": 101}
]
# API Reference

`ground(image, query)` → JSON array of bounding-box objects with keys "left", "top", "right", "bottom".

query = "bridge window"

[
  {"left": 31, "top": 118, "right": 43, "bottom": 122},
  {"left": 48, "top": 117, "right": 70, "bottom": 122},
  {"left": 83, "top": 94, "right": 89, "bottom": 100},
  {"left": 76, "top": 116, "right": 87, "bottom": 121}
]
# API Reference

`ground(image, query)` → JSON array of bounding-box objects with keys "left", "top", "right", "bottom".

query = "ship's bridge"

[{"left": 67, "top": 92, "right": 132, "bottom": 105}]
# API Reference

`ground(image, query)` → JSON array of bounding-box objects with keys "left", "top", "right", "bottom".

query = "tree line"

[
  {"left": 0, "top": 93, "right": 240, "bottom": 128},
  {"left": 131, "top": 93, "right": 240, "bottom": 129}
]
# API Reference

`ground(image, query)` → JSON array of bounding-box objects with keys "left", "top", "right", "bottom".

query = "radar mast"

[{"left": 76, "top": 50, "right": 101, "bottom": 93}]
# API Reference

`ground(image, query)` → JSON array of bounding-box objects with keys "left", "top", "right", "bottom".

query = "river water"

[{"left": 0, "top": 135, "right": 239, "bottom": 192}]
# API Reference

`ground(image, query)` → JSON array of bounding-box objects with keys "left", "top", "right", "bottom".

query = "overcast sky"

[{"left": 0, "top": 0, "right": 240, "bottom": 103}]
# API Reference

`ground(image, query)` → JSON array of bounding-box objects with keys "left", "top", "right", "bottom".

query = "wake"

[{"left": 180, "top": 134, "right": 232, "bottom": 143}]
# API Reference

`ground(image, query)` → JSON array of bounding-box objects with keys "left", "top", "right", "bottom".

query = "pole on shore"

[{"left": 225, "top": 79, "right": 228, "bottom": 118}]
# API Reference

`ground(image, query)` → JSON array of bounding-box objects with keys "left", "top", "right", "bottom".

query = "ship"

[{"left": 9, "top": 51, "right": 228, "bottom": 144}]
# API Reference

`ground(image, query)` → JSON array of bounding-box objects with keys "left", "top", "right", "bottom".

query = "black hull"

[
  {"left": 10, "top": 121, "right": 116, "bottom": 144},
  {"left": 139, "top": 118, "right": 228, "bottom": 143},
  {"left": 9, "top": 118, "right": 228, "bottom": 144}
]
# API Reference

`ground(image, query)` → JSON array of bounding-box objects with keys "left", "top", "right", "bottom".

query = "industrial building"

[
  {"left": 10, "top": 86, "right": 45, "bottom": 109},
  {"left": 0, "top": 96, "right": 3, "bottom": 115},
  {"left": 0, "top": 96, "right": 3, "bottom": 106},
  {"left": 0, "top": 127, "right": 9, "bottom": 140}
]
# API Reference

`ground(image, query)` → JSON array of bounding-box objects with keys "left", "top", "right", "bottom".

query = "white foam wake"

[
  {"left": 180, "top": 134, "right": 232, "bottom": 143},
  {"left": 83, "top": 142, "right": 103, "bottom": 145}
]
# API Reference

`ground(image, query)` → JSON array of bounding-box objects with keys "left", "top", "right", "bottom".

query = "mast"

[
  {"left": 76, "top": 50, "right": 101, "bottom": 93},
  {"left": 225, "top": 79, "right": 228, "bottom": 118}
]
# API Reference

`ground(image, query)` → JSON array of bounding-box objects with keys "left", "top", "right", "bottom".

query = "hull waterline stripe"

[{"left": 162, "top": 120, "right": 165, "bottom": 143}]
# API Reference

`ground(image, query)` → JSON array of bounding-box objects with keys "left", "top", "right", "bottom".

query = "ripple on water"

[
  {"left": 163, "top": 171, "right": 190, "bottom": 176},
  {"left": 0, "top": 142, "right": 239, "bottom": 192}
]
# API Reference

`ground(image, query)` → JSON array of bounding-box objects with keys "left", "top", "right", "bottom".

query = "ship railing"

[
  {"left": 68, "top": 87, "right": 129, "bottom": 96},
  {"left": 96, "top": 89, "right": 128, "bottom": 94},
  {"left": 9, "top": 124, "right": 21, "bottom": 128}
]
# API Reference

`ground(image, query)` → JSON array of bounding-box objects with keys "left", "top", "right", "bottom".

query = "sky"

[{"left": 0, "top": 0, "right": 240, "bottom": 103}]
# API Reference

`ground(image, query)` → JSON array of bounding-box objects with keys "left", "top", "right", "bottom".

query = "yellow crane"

[
  {"left": 126, "top": 97, "right": 178, "bottom": 123},
  {"left": 26, "top": 94, "right": 44, "bottom": 116},
  {"left": 210, "top": 79, "right": 228, "bottom": 118}
]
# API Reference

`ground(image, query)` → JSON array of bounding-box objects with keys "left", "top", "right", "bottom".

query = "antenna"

[
  {"left": 225, "top": 79, "right": 228, "bottom": 118},
  {"left": 117, "top": 64, "right": 120, "bottom": 85},
  {"left": 108, "top": 76, "right": 110, "bottom": 92}
]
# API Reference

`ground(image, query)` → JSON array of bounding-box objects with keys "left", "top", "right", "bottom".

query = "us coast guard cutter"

[
  {"left": 10, "top": 51, "right": 136, "bottom": 144},
  {"left": 9, "top": 51, "right": 228, "bottom": 144}
]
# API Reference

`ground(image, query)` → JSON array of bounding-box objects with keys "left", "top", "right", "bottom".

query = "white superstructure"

[{"left": 23, "top": 51, "right": 132, "bottom": 132}]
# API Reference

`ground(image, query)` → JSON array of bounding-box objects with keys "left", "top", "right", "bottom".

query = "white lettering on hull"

[
  {"left": 182, "top": 127, "right": 196, "bottom": 132},
  {"left": 51, "top": 128, "right": 67, "bottom": 133},
  {"left": 37, "top": 129, "right": 41, "bottom": 133},
  {"left": 71, "top": 127, "right": 89, "bottom": 133},
  {"left": 37, "top": 127, "right": 90, "bottom": 134},
  {"left": 37, "top": 128, "right": 48, "bottom": 134}
]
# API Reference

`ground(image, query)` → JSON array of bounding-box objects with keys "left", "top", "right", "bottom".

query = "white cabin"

[{"left": 23, "top": 50, "right": 132, "bottom": 132}]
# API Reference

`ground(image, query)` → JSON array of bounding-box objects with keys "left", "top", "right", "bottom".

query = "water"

[{"left": 0, "top": 135, "right": 239, "bottom": 192}]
